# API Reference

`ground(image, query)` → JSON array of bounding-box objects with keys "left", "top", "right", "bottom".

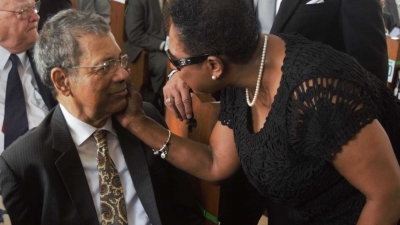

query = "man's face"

[
  {"left": 0, "top": 0, "right": 39, "bottom": 53},
  {"left": 68, "top": 32, "right": 129, "bottom": 125}
]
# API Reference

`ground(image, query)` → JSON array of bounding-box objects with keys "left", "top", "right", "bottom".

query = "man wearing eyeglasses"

[
  {"left": 0, "top": 1, "right": 56, "bottom": 224},
  {"left": 0, "top": 0, "right": 56, "bottom": 154},
  {"left": 0, "top": 9, "right": 202, "bottom": 225}
]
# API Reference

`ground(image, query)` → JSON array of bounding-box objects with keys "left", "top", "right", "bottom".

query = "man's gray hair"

[{"left": 34, "top": 9, "right": 110, "bottom": 95}]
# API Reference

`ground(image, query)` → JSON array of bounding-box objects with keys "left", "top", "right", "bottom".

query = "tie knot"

[
  {"left": 93, "top": 130, "right": 108, "bottom": 148},
  {"left": 9, "top": 54, "right": 19, "bottom": 67}
]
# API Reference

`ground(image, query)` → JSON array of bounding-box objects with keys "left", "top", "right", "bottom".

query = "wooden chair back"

[
  {"left": 165, "top": 93, "right": 221, "bottom": 225},
  {"left": 70, "top": 0, "right": 76, "bottom": 9},
  {"left": 386, "top": 36, "right": 400, "bottom": 92}
]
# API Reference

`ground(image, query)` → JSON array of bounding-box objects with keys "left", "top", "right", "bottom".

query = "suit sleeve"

[
  {"left": 0, "top": 157, "right": 29, "bottom": 225},
  {"left": 125, "top": 0, "right": 164, "bottom": 51},
  {"left": 341, "top": 0, "right": 388, "bottom": 83}
]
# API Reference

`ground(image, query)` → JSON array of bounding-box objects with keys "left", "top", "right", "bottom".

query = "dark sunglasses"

[{"left": 165, "top": 49, "right": 210, "bottom": 71}]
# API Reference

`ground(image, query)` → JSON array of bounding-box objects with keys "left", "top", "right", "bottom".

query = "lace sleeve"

[
  {"left": 287, "top": 77, "right": 379, "bottom": 161},
  {"left": 218, "top": 87, "right": 242, "bottom": 129}
]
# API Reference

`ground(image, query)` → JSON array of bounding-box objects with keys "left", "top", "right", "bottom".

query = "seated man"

[{"left": 0, "top": 9, "right": 202, "bottom": 225}]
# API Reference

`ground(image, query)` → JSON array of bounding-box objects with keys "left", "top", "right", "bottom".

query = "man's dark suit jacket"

[
  {"left": 0, "top": 49, "right": 56, "bottom": 221},
  {"left": 124, "top": 0, "right": 166, "bottom": 62},
  {"left": 0, "top": 103, "right": 202, "bottom": 225},
  {"left": 271, "top": 0, "right": 388, "bottom": 83}
]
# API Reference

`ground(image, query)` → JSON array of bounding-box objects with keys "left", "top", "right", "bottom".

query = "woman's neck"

[{"left": 229, "top": 34, "right": 286, "bottom": 107}]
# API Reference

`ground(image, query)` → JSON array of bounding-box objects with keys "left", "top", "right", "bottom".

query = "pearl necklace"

[{"left": 246, "top": 34, "right": 268, "bottom": 107}]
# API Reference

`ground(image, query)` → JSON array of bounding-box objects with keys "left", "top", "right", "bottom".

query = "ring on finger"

[{"left": 166, "top": 97, "right": 174, "bottom": 103}]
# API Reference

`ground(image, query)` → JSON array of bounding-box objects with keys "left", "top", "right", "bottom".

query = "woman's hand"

[
  {"left": 116, "top": 70, "right": 146, "bottom": 128},
  {"left": 163, "top": 71, "right": 193, "bottom": 121}
]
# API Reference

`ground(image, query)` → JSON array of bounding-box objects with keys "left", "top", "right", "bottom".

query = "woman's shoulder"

[{"left": 276, "top": 33, "right": 375, "bottom": 92}]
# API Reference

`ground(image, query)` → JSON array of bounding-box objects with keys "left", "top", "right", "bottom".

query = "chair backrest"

[
  {"left": 165, "top": 93, "right": 221, "bottom": 225},
  {"left": 386, "top": 36, "right": 400, "bottom": 92},
  {"left": 70, "top": 0, "right": 76, "bottom": 9}
]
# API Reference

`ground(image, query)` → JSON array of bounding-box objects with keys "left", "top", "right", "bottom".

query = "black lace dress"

[{"left": 218, "top": 34, "right": 400, "bottom": 224}]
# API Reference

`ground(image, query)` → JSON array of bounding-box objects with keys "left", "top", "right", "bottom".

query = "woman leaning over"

[{"left": 116, "top": 0, "right": 400, "bottom": 224}]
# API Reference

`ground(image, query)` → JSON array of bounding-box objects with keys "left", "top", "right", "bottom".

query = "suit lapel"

[
  {"left": 52, "top": 106, "right": 100, "bottom": 225},
  {"left": 27, "top": 50, "right": 57, "bottom": 111},
  {"left": 113, "top": 118, "right": 162, "bottom": 225},
  {"left": 270, "top": 0, "right": 302, "bottom": 34}
]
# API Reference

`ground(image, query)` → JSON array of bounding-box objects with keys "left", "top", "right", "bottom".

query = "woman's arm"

[
  {"left": 117, "top": 80, "right": 241, "bottom": 183},
  {"left": 332, "top": 120, "right": 400, "bottom": 224}
]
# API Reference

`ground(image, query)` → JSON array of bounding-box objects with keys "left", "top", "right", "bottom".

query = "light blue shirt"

[{"left": 0, "top": 46, "right": 48, "bottom": 153}]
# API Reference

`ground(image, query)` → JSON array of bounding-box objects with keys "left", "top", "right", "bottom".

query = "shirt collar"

[
  {"left": 0, "top": 46, "right": 11, "bottom": 70},
  {"left": 59, "top": 104, "right": 117, "bottom": 147},
  {"left": 0, "top": 45, "right": 28, "bottom": 70}
]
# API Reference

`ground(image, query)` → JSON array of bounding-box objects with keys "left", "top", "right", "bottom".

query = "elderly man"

[
  {"left": 0, "top": 9, "right": 202, "bottom": 225},
  {"left": 0, "top": 0, "right": 57, "bottom": 224},
  {"left": 0, "top": 0, "right": 56, "bottom": 152}
]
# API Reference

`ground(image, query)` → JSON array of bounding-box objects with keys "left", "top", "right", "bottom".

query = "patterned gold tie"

[{"left": 93, "top": 130, "right": 128, "bottom": 225}]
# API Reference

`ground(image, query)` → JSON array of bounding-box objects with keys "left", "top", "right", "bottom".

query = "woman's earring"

[{"left": 211, "top": 75, "right": 217, "bottom": 80}]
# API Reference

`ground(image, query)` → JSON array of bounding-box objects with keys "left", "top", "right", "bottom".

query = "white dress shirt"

[
  {"left": 253, "top": 0, "right": 283, "bottom": 33},
  {"left": 0, "top": 46, "right": 49, "bottom": 153},
  {"left": 60, "top": 104, "right": 151, "bottom": 225},
  {"left": 253, "top": 0, "right": 282, "bottom": 17}
]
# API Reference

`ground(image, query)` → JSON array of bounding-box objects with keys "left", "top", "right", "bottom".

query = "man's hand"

[
  {"left": 163, "top": 71, "right": 193, "bottom": 121},
  {"left": 116, "top": 70, "right": 146, "bottom": 128}
]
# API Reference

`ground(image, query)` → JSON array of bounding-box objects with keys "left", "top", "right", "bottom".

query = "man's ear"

[
  {"left": 206, "top": 56, "right": 224, "bottom": 80},
  {"left": 50, "top": 68, "right": 71, "bottom": 96}
]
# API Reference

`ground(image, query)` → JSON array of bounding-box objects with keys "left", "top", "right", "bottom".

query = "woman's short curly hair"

[{"left": 164, "top": 0, "right": 259, "bottom": 64}]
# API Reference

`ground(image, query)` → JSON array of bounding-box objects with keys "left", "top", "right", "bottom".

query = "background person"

[
  {"left": 76, "top": 0, "right": 110, "bottom": 23},
  {"left": 0, "top": 0, "right": 56, "bottom": 153},
  {"left": 125, "top": 0, "right": 168, "bottom": 114}
]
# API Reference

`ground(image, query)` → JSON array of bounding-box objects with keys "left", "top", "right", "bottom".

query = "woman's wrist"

[{"left": 124, "top": 113, "right": 148, "bottom": 133}]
